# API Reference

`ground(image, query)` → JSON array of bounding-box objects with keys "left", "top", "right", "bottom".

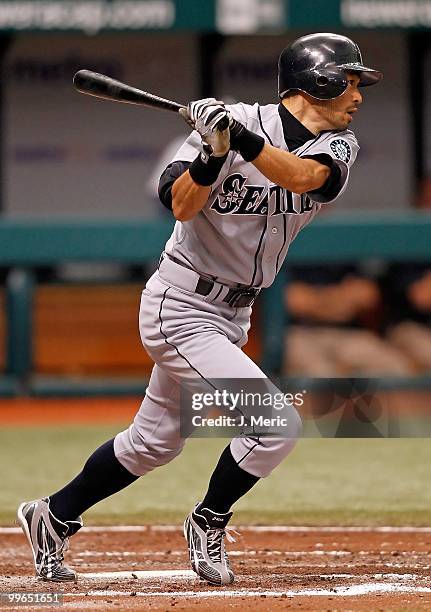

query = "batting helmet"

[{"left": 278, "top": 33, "right": 383, "bottom": 100}]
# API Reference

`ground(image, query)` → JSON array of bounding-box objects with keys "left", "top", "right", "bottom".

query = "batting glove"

[
  {"left": 180, "top": 98, "right": 230, "bottom": 157},
  {"left": 182, "top": 98, "right": 228, "bottom": 133}
]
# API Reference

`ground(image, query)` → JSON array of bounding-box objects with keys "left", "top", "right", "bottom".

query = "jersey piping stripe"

[
  {"left": 250, "top": 225, "right": 266, "bottom": 287},
  {"left": 296, "top": 130, "right": 334, "bottom": 157},
  {"left": 257, "top": 106, "right": 274, "bottom": 146},
  {"left": 275, "top": 214, "right": 287, "bottom": 275},
  {"left": 295, "top": 134, "right": 321, "bottom": 157}
]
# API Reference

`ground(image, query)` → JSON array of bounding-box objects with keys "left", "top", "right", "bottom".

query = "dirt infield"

[{"left": 1, "top": 525, "right": 430, "bottom": 610}]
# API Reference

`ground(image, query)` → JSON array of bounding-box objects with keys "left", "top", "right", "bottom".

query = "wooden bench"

[{"left": 32, "top": 284, "right": 261, "bottom": 377}]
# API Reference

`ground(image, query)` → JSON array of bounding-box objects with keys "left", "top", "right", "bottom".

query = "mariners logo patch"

[{"left": 330, "top": 139, "right": 351, "bottom": 163}]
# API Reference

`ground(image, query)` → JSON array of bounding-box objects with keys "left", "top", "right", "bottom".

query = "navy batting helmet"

[{"left": 278, "top": 33, "right": 383, "bottom": 100}]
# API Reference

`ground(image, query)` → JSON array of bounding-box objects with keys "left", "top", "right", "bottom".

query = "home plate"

[{"left": 80, "top": 569, "right": 195, "bottom": 580}]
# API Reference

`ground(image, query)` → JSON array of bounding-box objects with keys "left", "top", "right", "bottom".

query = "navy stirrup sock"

[
  {"left": 49, "top": 438, "right": 138, "bottom": 522},
  {"left": 201, "top": 445, "right": 259, "bottom": 514}
]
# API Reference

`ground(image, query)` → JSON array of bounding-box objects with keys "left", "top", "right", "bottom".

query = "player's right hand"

[
  {"left": 180, "top": 98, "right": 229, "bottom": 136},
  {"left": 180, "top": 98, "right": 230, "bottom": 157}
]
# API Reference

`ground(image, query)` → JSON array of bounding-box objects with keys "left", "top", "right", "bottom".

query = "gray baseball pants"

[{"left": 114, "top": 256, "right": 302, "bottom": 478}]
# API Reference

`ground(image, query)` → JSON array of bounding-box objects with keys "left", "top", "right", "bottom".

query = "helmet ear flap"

[
  {"left": 310, "top": 66, "right": 348, "bottom": 100},
  {"left": 280, "top": 66, "right": 348, "bottom": 101}
]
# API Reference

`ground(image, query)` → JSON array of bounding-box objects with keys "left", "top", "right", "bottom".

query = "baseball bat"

[{"left": 73, "top": 70, "right": 229, "bottom": 129}]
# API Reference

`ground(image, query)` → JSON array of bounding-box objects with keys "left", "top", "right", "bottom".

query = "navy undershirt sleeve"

[
  {"left": 158, "top": 160, "right": 192, "bottom": 211},
  {"left": 303, "top": 153, "right": 342, "bottom": 203}
]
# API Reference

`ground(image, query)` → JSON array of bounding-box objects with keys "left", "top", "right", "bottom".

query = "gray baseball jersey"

[{"left": 164, "top": 102, "right": 359, "bottom": 288}]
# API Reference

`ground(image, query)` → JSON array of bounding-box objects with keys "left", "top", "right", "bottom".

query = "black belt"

[
  {"left": 195, "top": 277, "right": 260, "bottom": 307},
  {"left": 162, "top": 253, "right": 260, "bottom": 307}
]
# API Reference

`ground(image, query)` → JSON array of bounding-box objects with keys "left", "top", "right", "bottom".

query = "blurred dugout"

[{"left": 283, "top": 263, "right": 414, "bottom": 377}]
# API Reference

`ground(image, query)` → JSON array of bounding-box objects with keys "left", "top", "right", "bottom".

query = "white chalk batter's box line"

[
  {"left": 5, "top": 569, "right": 430, "bottom": 585},
  {"left": 66, "top": 549, "right": 431, "bottom": 559},
  {"left": 61, "top": 583, "right": 431, "bottom": 598},
  {"left": 3, "top": 524, "right": 431, "bottom": 534},
  {"left": 76, "top": 570, "right": 426, "bottom": 581}
]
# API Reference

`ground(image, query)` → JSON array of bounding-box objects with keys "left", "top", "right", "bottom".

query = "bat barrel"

[{"left": 73, "top": 70, "right": 184, "bottom": 112}]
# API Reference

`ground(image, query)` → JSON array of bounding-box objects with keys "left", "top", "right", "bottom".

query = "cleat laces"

[
  {"left": 58, "top": 537, "right": 70, "bottom": 562},
  {"left": 206, "top": 526, "right": 239, "bottom": 563},
  {"left": 41, "top": 523, "right": 70, "bottom": 574}
]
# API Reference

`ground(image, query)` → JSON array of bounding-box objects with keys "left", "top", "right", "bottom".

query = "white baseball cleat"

[
  {"left": 184, "top": 502, "right": 237, "bottom": 585},
  {"left": 17, "top": 497, "right": 82, "bottom": 582}
]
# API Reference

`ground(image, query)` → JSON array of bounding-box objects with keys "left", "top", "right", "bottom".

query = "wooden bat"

[{"left": 73, "top": 70, "right": 229, "bottom": 129}]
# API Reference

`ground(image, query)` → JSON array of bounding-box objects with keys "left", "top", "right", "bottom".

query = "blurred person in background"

[
  {"left": 384, "top": 262, "right": 431, "bottom": 372},
  {"left": 284, "top": 263, "right": 413, "bottom": 376},
  {"left": 383, "top": 146, "right": 431, "bottom": 372}
]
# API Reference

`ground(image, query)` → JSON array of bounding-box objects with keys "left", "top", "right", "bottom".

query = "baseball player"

[{"left": 17, "top": 33, "right": 382, "bottom": 586}]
